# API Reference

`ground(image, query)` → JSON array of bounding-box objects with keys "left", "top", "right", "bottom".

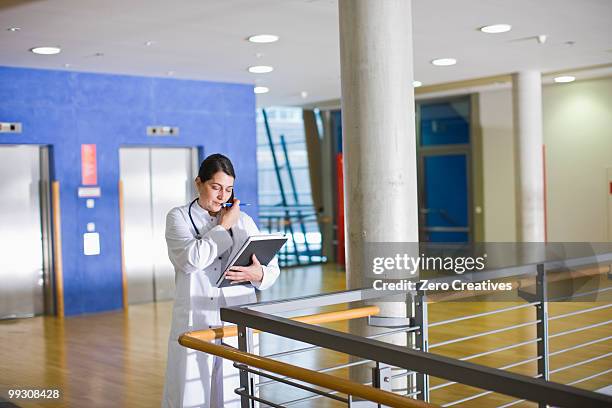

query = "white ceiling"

[{"left": 0, "top": 0, "right": 611, "bottom": 107}]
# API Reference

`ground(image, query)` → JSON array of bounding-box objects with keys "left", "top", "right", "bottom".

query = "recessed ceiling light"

[
  {"left": 300, "top": 91, "right": 308, "bottom": 99},
  {"left": 8, "top": 27, "right": 21, "bottom": 32},
  {"left": 248, "top": 65, "right": 274, "bottom": 74},
  {"left": 64, "top": 63, "right": 72, "bottom": 68},
  {"left": 167, "top": 71, "right": 175, "bottom": 76},
  {"left": 247, "top": 34, "right": 279, "bottom": 44},
  {"left": 431, "top": 58, "right": 456, "bottom": 66},
  {"left": 254, "top": 86, "right": 269, "bottom": 94},
  {"left": 145, "top": 41, "right": 155, "bottom": 46},
  {"left": 554, "top": 75, "right": 575, "bottom": 83},
  {"left": 480, "top": 24, "right": 512, "bottom": 34},
  {"left": 413, "top": 80, "right": 422, "bottom": 87},
  {"left": 31, "top": 46, "right": 61, "bottom": 55}
]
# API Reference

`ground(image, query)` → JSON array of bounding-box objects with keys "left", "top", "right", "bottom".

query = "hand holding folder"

[{"left": 216, "top": 234, "right": 287, "bottom": 288}]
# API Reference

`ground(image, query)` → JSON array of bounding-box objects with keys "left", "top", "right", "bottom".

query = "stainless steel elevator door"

[
  {"left": 0, "top": 145, "right": 44, "bottom": 319},
  {"left": 120, "top": 147, "right": 195, "bottom": 304}
]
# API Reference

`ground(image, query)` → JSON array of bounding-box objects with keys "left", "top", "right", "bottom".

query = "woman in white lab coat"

[{"left": 162, "top": 153, "right": 280, "bottom": 408}]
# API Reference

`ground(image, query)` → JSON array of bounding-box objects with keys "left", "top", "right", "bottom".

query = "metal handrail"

[
  {"left": 221, "top": 305, "right": 612, "bottom": 407},
  {"left": 178, "top": 334, "right": 436, "bottom": 408},
  {"left": 495, "top": 374, "right": 544, "bottom": 408},
  {"left": 430, "top": 356, "right": 542, "bottom": 392},
  {"left": 194, "top": 253, "right": 612, "bottom": 407},
  {"left": 222, "top": 254, "right": 611, "bottom": 406}
]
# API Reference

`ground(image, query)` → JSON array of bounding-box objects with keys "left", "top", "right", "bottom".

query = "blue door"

[{"left": 418, "top": 98, "right": 471, "bottom": 243}]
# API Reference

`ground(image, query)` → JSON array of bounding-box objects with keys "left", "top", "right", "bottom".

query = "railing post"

[
  {"left": 237, "top": 325, "right": 253, "bottom": 408},
  {"left": 372, "top": 361, "right": 392, "bottom": 408},
  {"left": 536, "top": 263, "right": 550, "bottom": 408},
  {"left": 414, "top": 290, "right": 430, "bottom": 402}
]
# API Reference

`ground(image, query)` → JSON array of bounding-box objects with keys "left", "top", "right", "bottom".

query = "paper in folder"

[{"left": 216, "top": 234, "right": 287, "bottom": 288}]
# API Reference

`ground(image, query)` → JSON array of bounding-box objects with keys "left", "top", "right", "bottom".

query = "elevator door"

[
  {"left": 120, "top": 147, "right": 196, "bottom": 304},
  {"left": 0, "top": 145, "right": 45, "bottom": 318}
]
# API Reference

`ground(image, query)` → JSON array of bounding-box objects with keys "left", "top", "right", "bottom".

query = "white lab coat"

[{"left": 162, "top": 201, "right": 280, "bottom": 408}]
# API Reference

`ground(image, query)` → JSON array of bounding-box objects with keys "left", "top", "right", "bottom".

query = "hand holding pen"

[
  {"left": 219, "top": 199, "right": 242, "bottom": 230},
  {"left": 221, "top": 202, "right": 251, "bottom": 208}
]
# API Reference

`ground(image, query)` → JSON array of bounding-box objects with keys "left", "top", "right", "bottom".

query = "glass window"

[
  {"left": 256, "top": 107, "right": 323, "bottom": 265},
  {"left": 420, "top": 99, "right": 470, "bottom": 146}
]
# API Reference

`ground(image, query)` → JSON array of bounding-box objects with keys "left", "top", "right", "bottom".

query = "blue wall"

[{"left": 0, "top": 66, "right": 257, "bottom": 316}]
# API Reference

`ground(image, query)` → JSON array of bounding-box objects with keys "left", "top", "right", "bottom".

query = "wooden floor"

[{"left": 1, "top": 264, "right": 610, "bottom": 408}]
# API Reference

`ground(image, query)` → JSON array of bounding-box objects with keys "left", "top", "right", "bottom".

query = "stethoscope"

[{"left": 188, "top": 198, "right": 232, "bottom": 240}]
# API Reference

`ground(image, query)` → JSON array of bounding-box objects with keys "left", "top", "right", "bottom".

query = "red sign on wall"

[{"left": 81, "top": 144, "right": 98, "bottom": 185}]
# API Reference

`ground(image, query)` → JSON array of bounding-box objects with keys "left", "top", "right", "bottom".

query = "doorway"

[
  {"left": 0, "top": 145, "right": 52, "bottom": 319},
  {"left": 119, "top": 147, "right": 197, "bottom": 304},
  {"left": 417, "top": 97, "right": 473, "bottom": 243}
]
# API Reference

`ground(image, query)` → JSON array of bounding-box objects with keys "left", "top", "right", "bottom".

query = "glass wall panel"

[{"left": 256, "top": 107, "right": 323, "bottom": 266}]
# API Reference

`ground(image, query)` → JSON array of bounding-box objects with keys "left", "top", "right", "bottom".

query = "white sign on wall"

[{"left": 83, "top": 232, "right": 100, "bottom": 256}]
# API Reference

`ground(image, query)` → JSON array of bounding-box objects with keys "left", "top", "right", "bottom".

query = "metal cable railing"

[
  {"left": 549, "top": 352, "right": 612, "bottom": 375},
  {"left": 255, "top": 358, "right": 370, "bottom": 388},
  {"left": 180, "top": 305, "right": 434, "bottom": 408},
  {"left": 428, "top": 320, "right": 541, "bottom": 349},
  {"left": 428, "top": 301, "right": 540, "bottom": 327},
  {"left": 548, "top": 303, "right": 612, "bottom": 320},
  {"left": 549, "top": 319, "right": 612, "bottom": 339},
  {"left": 549, "top": 335, "right": 612, "bottom": 357},
  {"left": 426, "top": 265, "right": 612, "bottom": 407},
  {"left": 177, "top": 251, "right": 612, "bottom": 407},
  {"left": 235, "top": 363, "right": 350, "bottom": 403}
]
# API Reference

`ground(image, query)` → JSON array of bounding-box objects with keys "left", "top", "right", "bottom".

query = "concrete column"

[
  {"left": 339, "top": 0, "right": 419, "bottom": 286},
  {"left": 512, "top": 71, "right": 546, "bottom": 242},
  {"left": 338, "top": 0, "right": 419, "bottom": 389}
]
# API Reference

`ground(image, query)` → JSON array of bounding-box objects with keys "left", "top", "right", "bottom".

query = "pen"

[{"left": 221, "top": 203, "right": 252, "bottom": 207}]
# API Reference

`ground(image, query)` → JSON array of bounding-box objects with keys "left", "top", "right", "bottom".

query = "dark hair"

[{"left": 198, "top": 153, "right": 236, "bottom": 182}]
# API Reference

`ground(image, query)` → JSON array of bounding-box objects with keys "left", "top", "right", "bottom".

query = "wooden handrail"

[
  {"left": 179, "top": 334, "right": 437, "bottom": 408},
  {"left": 187, "top": 305, "right": 380, "bottom": 341},
  {"left": 51, "top": 181, "right": 64, "bottom": 317},
  {"left": 118, "top": 180, "right": 128, "bottom": 310}
]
